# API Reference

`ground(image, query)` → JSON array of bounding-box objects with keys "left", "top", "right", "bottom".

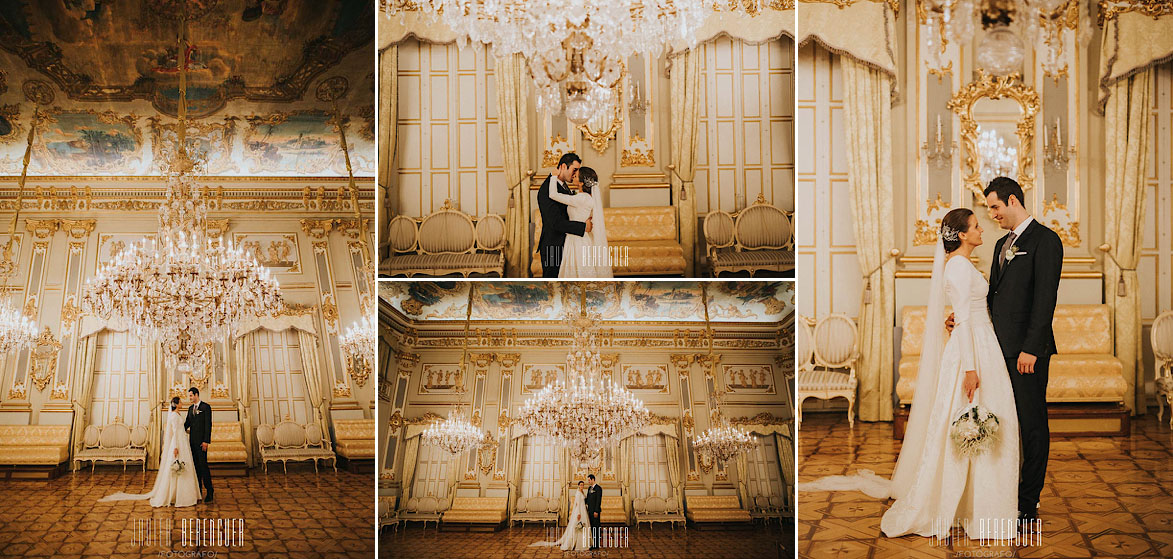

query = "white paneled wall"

[
  {"left": 413, "top": 442, "right": 452, "bottom": 499},
  {"left": 249, "top": 329, "right": 311, "bottom": 426},
  {"left": 746, "top": 435, "right": 784, "bottom": 498},
  {"left": 631, "top": 434, "right": 671, "bottom": 499},
  {"left": 396, "top": 39, "right": 505, "bottom": 217},
  {"left": 695, "top": 37, "right": 794, "bottom": 213},
  {"left": 1142, "top": 63, "right": 1173, "bottom": 324},
  {"left": 796, "top": 43, "right": 859, "bottom": 318},
  {"left": 521, "top": 439, "right": 559, "bottom": 499},
  {"left": 90, "top": 331, "right": 151, "bottom": 427}
]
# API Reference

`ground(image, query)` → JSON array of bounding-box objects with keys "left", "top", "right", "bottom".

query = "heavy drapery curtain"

[
  {"left": 233, "top": 334, "right": 256, "bottom": 467},
  {"left": 68, "top": 335, "right": 98, "bottom": 469},
  {"left": 668, "top": 49, "right": 703, "bottom": 276},
  {"left": 1097, "top": 12, "right": 1173, "bottom": 114},
  {"left": 559, "top": 448, "right": 571, "bottom": 525},
  {"left": 1103, "top": 69, "right": 1152, "bottom": 415},
  {"left": 378, "top": 45, "right": 398, "bottom": 255},
  {"left": 775, "top": 431, "right": 795, "bottom": 514},
  {"left": 400, "top": 432, "right": 421, "bottom": 503},
  {"left": 663, "top": 433, "right": 681, "bottom": 512},
  {"left": 842, "top": 56, "right": 896, "bottom": 422},
  {"left": 797, "top": 0, "right": 898, "bottom": 78},
  {"left": 735, "top": 451, "right": 750, "bottom": 507},
  {"left": 495, "top": 52, "right": 532, "bottom": 276},
  {"left": 296, "top": 330, "right": 329, "bottom": 429},
  {"left": 508, "top": 435, "right": 526, "bottom": 517},
  {"left": 617, "top": 437, "right": 634, "bottom": 520}
]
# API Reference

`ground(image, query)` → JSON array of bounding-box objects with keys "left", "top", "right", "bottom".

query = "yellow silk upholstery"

[
  {"left": 0, "top": 425, "right": 71, "bottom": 465},
  {"left": 443, "top": 497, "right": 508, "bottom": 523},
  {"left": 897, "top": 305, "right": 1127, "bottom": 405},
  {"left": 684, "top": 495, "right": 751, "bottom": 523},
  {"left": 207, "top": 421, "right": 247, "bottom": 463},
  {"left": 600, "top": 495, "right": 627, "bottom": 524},
  {"left": 333, "top": 419, "right": 376, "bottom": 459},
  {"left": 530, "top": 206, "right": 686, "bottom": 276}
]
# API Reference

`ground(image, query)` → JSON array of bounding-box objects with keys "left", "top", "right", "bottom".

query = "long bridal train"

[
  {"left": 98, "top": 403, "right": 200, "bottom": 508},
  {"left": 530, "top": 487, "right": 591, "bottom": 551}
]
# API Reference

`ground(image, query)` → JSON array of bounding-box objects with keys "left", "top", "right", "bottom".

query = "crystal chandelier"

[
  {"left": 0, "top": 99, "right": 42, "bottom": 354},
  {"left": 81, "top": 10, "right": 282, "bottom": 371},
  {"left": 422, "top": 284, "right": 485, "bottom": 455},
  {"left": 976, "top": 126, "right": 1018, "bottom": 186},
  {"left": 385, "top": 1, "right": 716, "bottom": 124},
  {"left": 691, "top": 284, "right": 755, "bottom": 466},
  {"left": 920, "top": 0, "right": 1084, "bottom": 77},
  {"left": 515, "top": 285, "right": 650, "bottom": 466}
]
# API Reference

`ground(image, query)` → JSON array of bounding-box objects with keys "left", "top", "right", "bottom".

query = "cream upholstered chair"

[
  {"left": 703, "top": 194, "right": 794, "bottom": 276},
  {"left": 796, "top": 314, "right": 860, "bottom": 427},
  {"left": 380, "top": 200, "right": 506, "bottom": 277},
  {"left": 633, "top": 495, "right": 685, "bottom": 531},
  {"left": 379, "top": 496, "right": 400, "bottom": 533},
  {"left": 255, "top": 419, "right": 337, "bottom": 474},
  {"left": 1152, "top": 311, "right": 1173, "bottom": 427},
  {"left": 400, "top": 495, "right": 445, "bottom": 531},
  {"left": 73, "top": 421, "right": 149, "bottom": 472},
  {"left": 509, "top": 494, "right": 559, "bottom": 528}
]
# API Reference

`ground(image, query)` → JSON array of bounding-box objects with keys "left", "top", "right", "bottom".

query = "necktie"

[{"left": 999, "top": 231, "right": 1017, "bottom": 269}]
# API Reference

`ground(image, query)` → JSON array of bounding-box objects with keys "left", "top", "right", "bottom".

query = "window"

[
  {"left": 521, "top": 438, "right": 559, "bottom": 499},
  {"left": 413, "top": 441, "right": 451, "bottom": 499},
  {"left": 746, "top": 435, "right": 784, "bottom": 498},
  {"left": 249, "top": 329, "right": 311, "bottom": 425},
  {"left": 90, "top": 331, "right": 151, "bottom": 426},
  {"left": 632, "top": 435, "right": 671, "bottom": 499}
]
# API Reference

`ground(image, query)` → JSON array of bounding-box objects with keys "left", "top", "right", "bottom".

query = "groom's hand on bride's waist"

[
  {"left": 585, "top": 217, "right": 593, "bottom": 233},
  {"left": 945, "top": 313, "right": 955, "bottom": 333}
]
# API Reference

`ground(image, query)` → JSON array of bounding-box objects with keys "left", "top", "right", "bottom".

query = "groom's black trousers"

[
  {"left": 192, "top": 444, "right": 213, "bottom": 499},
  {"left": 1007, "top": 354, "right": 1050, "bottom": 514}
]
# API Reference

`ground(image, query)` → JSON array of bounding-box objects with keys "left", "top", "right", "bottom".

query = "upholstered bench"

[
  {"left": 207, "top": 421, "right": 248, "bottom": 476},
  {"left": 896, "top": 304, "right": 1129, "bottom": 437},
  {"left": 74, "top": 422, "right": 148, "bottom": 473},
  {"left": 633, "top": 496, "right": 685, "bottom": 531},
  {"left": 530, "top": 206, "right": 686, "bottom": 276},
  {"left": 399, "top": 495, "right": 446, "bottom": 531},
  {"left": 684, "top": 495, "right": 751, "bottom": 529},
  {"left": 441, "top": 496, "right": 508, "bottom": 532},
  {"left": 598, "top": 494, "right": 628, "bottom": 525},
  {"left": 381, "top": 201, "right": 506, "bottom": 277},
  {"left": 255, "top": 420, "right": 337, "bottom": 474},
  {"left": 0, "top": 424, "right": 71, "bottom": 480},
  {"left": 511, "top": 494, "right": 560, "bottom": 527},
  {"left": 332, "top": 418, "right": 376, "bottom": 473},
  {"left": 703, "top": 195, "right": 795, "bottom": 276}
]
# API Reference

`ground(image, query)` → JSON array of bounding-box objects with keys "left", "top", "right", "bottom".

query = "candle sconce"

[
  {"left": 628, "top": 80, "right": 650, "bottom": 115},
  {"left": 1043, "top": 117, "right": 1073, "bottom": 171},
  {"left": 922, "top": 113, "right": 956, "bottom": 169}
]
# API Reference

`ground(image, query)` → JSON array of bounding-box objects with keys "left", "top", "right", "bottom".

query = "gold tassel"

[{"left": 1117, "top": 275, "right": 1126, "bottom": 297}]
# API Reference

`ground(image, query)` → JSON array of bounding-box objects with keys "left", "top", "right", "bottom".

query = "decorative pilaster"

[{"left": 301, "top": 218, "right": 351, "bottom": 400}]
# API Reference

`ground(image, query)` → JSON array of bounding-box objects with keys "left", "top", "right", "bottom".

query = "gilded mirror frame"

[
  {"left": 947, "top": 70, "right": 1040, "bottom": 199},
  {"left": 577, "top": 68, "right": 627, "bottom": 154}
]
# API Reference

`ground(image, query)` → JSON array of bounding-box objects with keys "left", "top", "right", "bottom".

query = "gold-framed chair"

[
  {"left": 703, "top": 195, "right": 794, "bottom": 276},
  {"left": 380, "top": 200, "right": 506, "bottom": 277},
  {"left": 796, "top": 314, "right": 860, "bottom": 427}
]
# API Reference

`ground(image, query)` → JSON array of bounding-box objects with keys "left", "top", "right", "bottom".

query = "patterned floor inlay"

[
  {"left": 798, "top": 414, "right": 1173, "bottom": 558},
  {"left": 380, "top": 520, "right": 792, "bottom": 558},
  {"left": 0, "top": 469, "right": 374, "bottom": 558}
]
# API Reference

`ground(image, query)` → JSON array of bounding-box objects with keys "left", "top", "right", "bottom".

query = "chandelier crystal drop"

[
  {"left": 80, "top": 12, "right": 282, "bottom": 372},
  {"left": 515, "top": 290, "right": 650, "bottom": 466},
  {"left": 0, "top": 299, "right": 37, "bottom": 354},
  {"left": 385, "top": 0, "right": 709, "bottom": 124},
  {"left": 693, "top": 418, "right": 757, "bottom": 464},
  {"left": 422, "top": 403, "right": 486, "bottom": 455}
]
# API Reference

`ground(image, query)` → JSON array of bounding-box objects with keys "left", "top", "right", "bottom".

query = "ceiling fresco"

[
  {"left": 378, "top": 282, "right": 793, "bottom": 324},
  {"left": 0, "top": 0, "right": 375, "bottom": 177}
]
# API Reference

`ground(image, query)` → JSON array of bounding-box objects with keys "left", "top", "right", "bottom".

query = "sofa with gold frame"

[
  {"left": 381, "top": 200, "right": 506, "bottom": 277},
  {"left": 0, "top": 424, "right": 71, "bottom": 480},
  {"left": 702, "top": 195, "right": 794, "bottom": 276},
  {"left": 530, "top": 205, "right": 686, "bottom": 277},
  {"left": 896, "top": 304, "right": 1128, "bottom": 437},
  {"left": 332, "top": 418, "right": 376, "bottom": 473},
  {"left": 73, "top": 421, "right": 148, "bottom": 473},
  {"left": 440, "top": 496, "right": 508, "bottom": 532},
  {"left": 255, "top": 419, "right": 337, "bottom": 474},
  {"left": 683, "top": 494, "right": 752, "bottom": 529}
]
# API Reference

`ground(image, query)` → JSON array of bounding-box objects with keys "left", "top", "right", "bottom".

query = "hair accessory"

[
  {"left": 941, "top": 224, "right": 960, "bottom": 242},
  {"left": 583, "top": 178, "right": 598, "bottom": 190}
]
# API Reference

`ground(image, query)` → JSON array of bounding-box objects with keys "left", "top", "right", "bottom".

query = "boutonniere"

[{"left": 1004, "top": 245, "right": 1026, "bottom": 262}]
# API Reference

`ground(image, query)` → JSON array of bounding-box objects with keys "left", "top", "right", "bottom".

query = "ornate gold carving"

[
  {"left": 333, "top": 382, "right": 352, "bottom": 398},
  {"left": 60, "top": 297, "right": 80, "bottom": 334},
  {"left": 8, "top": 384, "right": 27, "bottom": 399},
  {"left": 58, "top": 219, "right": 96, "bottom": 239},
  {"left": 478, "top": 434, "right": 498, "bottom": 475},
  {"left": 620, "top": 133, "right": 655, "bottom": 167},
  {"left": 212, "top": 383, "right": 230, "bottom": 399},
  {"left": 1042, "top": 193, "right": 1081, "bottom": 247},
  {"left": 50, "top": 383, "right": 68, "bottom": 401},
  {"left": 29, "top": 327, "right": 61, "bottom": 391},
  {"left": 388, "top": 410, "right": 405, "bottom": 432},
  {"left": 320, "top": 294, "right": 339, "bottom": 329},
  {"left": 578, "top": 77, "right": 626, "bottom": 154},
  {"left": 927, "top": 61, "right": 953, "bottom": 80},
  {"left": 276, "top": 302, "right": 317, "bottom": 317},
  {"left": 542, "top": 133, "right": 572, "bottom": 168},
  {"left": 405, "top": 411, "right": 444, "bottom": 425},
  {"left": 800, "top": 0, "right": 899, "bottom": 13},
  {"left": 25, "top": 219, "right": 60, "bottom": 239},
  {"left": 948, "top": 71, "right": 1040, "bottom": 199},
  {"left": 729, "top": 412, "right": 786, "bottom": 426},
  {"left": 1098, "top": 0, "right": 1173, "bottom": 26},
  {"left": 301, "top": 218, "right": 337, "bottom": 239}
]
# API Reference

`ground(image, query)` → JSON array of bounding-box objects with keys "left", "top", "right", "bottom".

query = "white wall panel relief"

[
  {"left": 797, "top": 43, "right": 856, "bottom": 319},
  {"left": 520, "top": 364, "right": 564, "bottom": 394},
  {"left": 621, "top": 364, "right": 669, "bottom": 394},
  {"left": 695, "top": 37, "right": 793, "bottom": 214},
  {"left": 417, "top": 363, "right": 463, "bottom": 394},
  {"left": 395, "top": 39, "right": 503, "bottom": 217}
]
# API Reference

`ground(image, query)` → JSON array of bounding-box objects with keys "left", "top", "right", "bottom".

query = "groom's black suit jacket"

[
  {"left": 184, "top": 401, "right": 212, "bottom": 448},
  {"left": 987, "top": 219, "right": 1063, "bottom": 360},
  {"left": 585, "top": 483, "right": 602, "bottom": 517},
  {"left": 536, "top": 174, "right": 587, "bottom": 277}
]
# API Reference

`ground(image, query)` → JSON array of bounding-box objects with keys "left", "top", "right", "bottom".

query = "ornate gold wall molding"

[
  {"left": 0, "top": 185, "right": 373, "bottom": 215},
  {"left": 1098, "top": 0, "right": 1173, "bottom": 25},
  {"left": 948, "top": 71, "right": 1040, "bottom": 198}
]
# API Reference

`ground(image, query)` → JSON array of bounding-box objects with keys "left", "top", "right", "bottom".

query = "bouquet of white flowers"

[
  {"left": 950, "top": 405, "right": 1000, "bottom": 457},
  {"left": 171, "top": 458, "right": 185, "bottom": 476},
  {"left": 576, "top": 521, "right": 584, "bottom": 530}
]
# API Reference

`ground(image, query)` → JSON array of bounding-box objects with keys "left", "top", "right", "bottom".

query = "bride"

[
  {"left": 803, "top": 208, "right": 1019, "bottom": 540},
  {"left": 99, "top": 396, "right": 200, "bottom": 508},
  {"left": 530, "top": 480, "right": 591, "bottom": 551},
  {"left": 546, "top": 166, "right": 612, "bottom": 278}
]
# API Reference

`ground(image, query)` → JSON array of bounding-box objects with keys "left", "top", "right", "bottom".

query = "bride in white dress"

[
  {"left": 530, "top": 480, "right": 591, "bottom": 551},
  {"left": 546, "top": 166, "right": 612, "bottom": 278},
  {"left": 99, "top": 396, "right": 200, "bottom": 508},
  {"left": 804, "top": 208, "right": 1019, "bottom": 540}
]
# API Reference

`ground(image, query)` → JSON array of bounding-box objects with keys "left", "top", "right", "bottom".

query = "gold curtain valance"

[
  {"left": 797, "top": 0, "right": 898, "bottom": 78},
  {"left": 1097, "top": 1, "right": 1173, "bottom": 114}
]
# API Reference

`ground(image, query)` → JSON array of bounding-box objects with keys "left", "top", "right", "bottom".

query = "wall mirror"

[{"left": 948, "top": 70, "right": 1040, "bottom": 200}]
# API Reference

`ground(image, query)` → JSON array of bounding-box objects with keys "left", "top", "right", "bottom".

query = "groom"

[
  {"left": 185, "top": 387, "right": 214, "bottom": 503},
  {"left": 585, "top": 474, "right": 602, "bottom": 550},
  {"left": 537, "top": 152, "right": 592, "bottom": 278}
]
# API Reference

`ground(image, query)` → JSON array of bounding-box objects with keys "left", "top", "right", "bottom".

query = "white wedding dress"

[
  {"left": 547, "top": 188, "right": 613, "bottom": 278},
  {"left": 99, "top": 410, "right": 200, "bottom": 508},
  {"left": 530, "top": 489, "right": 591, "bottom": 551},
  {"left": 803, "top": 241, "right": 1020, "bottom": 540}
]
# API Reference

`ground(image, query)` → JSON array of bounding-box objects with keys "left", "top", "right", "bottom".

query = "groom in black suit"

[
  {"left": 984, "top": 177, "right": 1063, "bottom": 522},
  {"left": 537, "top": 152, "right": 592, "bottom": 278},
  {"left": 585, "top": 474, "right": 602, "bottom": 550},
  {"left": 185, "top": 387, "right": 214, "bottom": 503}
]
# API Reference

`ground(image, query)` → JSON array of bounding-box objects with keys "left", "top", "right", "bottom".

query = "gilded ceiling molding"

[
  {"left": 0, "top": 185, "right": 373, "bottom": 215},
  {"left": 1098, "top": 0, "right": 1173, "bottom": 26},
  {"left": 799, "top": 0, "right": 898, "bottom": 12}
]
